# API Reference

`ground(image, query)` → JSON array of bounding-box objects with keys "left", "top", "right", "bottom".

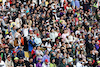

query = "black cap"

[{"left": 19, "top": 57, "right": 23, "bottom": 59}]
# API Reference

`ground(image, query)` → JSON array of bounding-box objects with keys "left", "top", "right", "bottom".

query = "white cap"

[
  {"left": 7, "top": 12, "right": 10, "bottom": 15},
  {"left": 4, "top": 16, "right": 7, "bottom": 19}
]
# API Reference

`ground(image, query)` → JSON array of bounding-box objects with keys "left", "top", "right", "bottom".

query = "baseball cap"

[
  {"left": 45, "top": 59, "right": 48, "bottom": 62},
  {"left": 0, "top": 57, "right": 1, "bottom": 59},
  {"left": 13, "top": 51, "right": 16, "bottom": 54},
  {"left": 37, "top": 33, "right": 39, "bottom": 36},
  {"left": 58, "top": 33, "right": 61, "bottom": 36},
  {"left": 14, "top": 57, "right": 19, "bottom": 60}
]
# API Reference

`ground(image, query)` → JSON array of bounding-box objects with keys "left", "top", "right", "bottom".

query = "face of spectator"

[
  {"left": 37, "top": 46, "right": 40, "bottom": 50},
  {"left": 52, "top": 59, "right": 55, "bottom": 63},
  {"left": 39, "top": 59, "right": 41, "bottom": 62},
  {"left": 62, "top": 59, "right": 66, "bottom": 64},
  {"left": 46, "top": 51, "right": 49, "bottom": 55},
  {"left": 15, "top": 59, "right": 18, "bottom": 63},
  {"left": 88, "top": 61, "right": 92, "bottom": 65},
  {"left": 92, "top": 40, "right": 95, "bottom": 44},
  {"left": 7, "top": 56, "right": 11, "bottom": 61},
  {"left": 19, "top": 59, "right": 23, "bottom": 63},
  {"left": 29, "top": 58, "right": 33, "bottom": 63},
  {"left": 18, "top": 14, "right": 21, "bottom": 18}
]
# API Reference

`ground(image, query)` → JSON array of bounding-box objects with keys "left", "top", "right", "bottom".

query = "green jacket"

[
  {"left": 50, "top": 63, "right": 56, "bottom": 67},
  {"left": 59, "top": 63, "right": 67, "bottom": 67}
]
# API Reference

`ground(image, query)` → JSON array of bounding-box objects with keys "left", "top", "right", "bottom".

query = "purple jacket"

[
  {"left": 36, "top": 62, "right": 42, "bottom": 67},
  {"left": 75, "top": 0, "right": 80, "bottom": 8}
]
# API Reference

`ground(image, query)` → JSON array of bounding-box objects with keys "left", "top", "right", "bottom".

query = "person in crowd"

[
  {"left": 13, "top": 57, "right": 19, "bottom": 67},
  {"left": 28, "top": 36, "right": 35, "bottom": 57},
  {"left": 50, "top": 58, "right": 56, "bottom": 67},
  {"left": 36, "top": 58, "right": 42, "bottom": 67},
  {"left": 59, "top": 58, "right": 67, "bottom": 67},
  {"left": 42, "top": 50, "right": 50, "bottom": 62},
  {"left": 0, "top": 56, "right": 6, "bottom": 67},
  {"left": 17, "top": 47, "right": 25, "bottom": 58},
  {"left": 76, "top": 58, "right": 84, "bottom": 67},
  {"left": 26, "top": 57, "right": 34, "bottom": 67},
  {"left": 17, "top": 57, "right": 26, "bottom": 67},
  {"left": 42, "top": 59, "right": 50, "bottom": 67},
  {"left": 5, "top": 55, "right": 14, "bottom": 67},
  {"left": 36, "top": 46, "right": 43, "bottom": 61}
]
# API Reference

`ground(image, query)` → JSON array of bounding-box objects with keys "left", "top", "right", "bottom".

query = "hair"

[{"left": 79, "top": 58, "right": 82, "bottom": 61}]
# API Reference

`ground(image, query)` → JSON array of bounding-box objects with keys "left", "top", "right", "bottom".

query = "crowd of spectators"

[{"left": 0, "top": 0, "right": 100, "bottom": 67}]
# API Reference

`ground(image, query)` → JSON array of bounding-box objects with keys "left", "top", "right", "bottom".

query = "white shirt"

[
  {"left": 45, "top": 42, "right": 51, "bottom": 51},
  {"left": 15, "top": 18, "right": 22, "bottom": 28},
  {"left": 0, "top": 60, "right": 6, "bottom": 67},
  {"left": 50, "top": 32, "right": 55, "bottom": 42},
  {"left": 76, "top": 62, "right": 84, "bottom": 67},
  {"left": 42, "top": 62, "right": 50, "bottom": 67},
  {"left": 23, "top": 28, "right": 28, "bottom": 37}
]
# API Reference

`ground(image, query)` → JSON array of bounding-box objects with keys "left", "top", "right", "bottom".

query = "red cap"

[
  {"left": 45, "top": 59, "right": 48, "bottom": 62},
  {"left": 0, "top": 57, "right": 1, "bottom": 59},
  {"left": 58, "top": 33, "right": 61, "bottom": 36},
  {"left": 37, "top": 33, "right": 39, "bottom": 36},
  {"left": 56, "top": 39, "right": 59, "bottom": 41},
  {"left": 29, "top": 30, "right": 32, "bottom": 33},
  {"left": 54, "top": 45, "right": 57, "bottom": 47},
  {"left": 56, "top": 20, "right": 58, "bottom": 22},
  {"left": 13, "top": 51, "right": 16, "bottom": 54}
]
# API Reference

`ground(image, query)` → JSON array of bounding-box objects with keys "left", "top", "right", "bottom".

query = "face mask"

[
  {"left": 21, "top": 29, "right": 22, "bottom": 31},
  {"left": 41, "top": 45, "right": 44, "bottom": 47},
  {"left": 32, "top": 37, "right": 34, "bottom": 40},
  {"left": 71, "top": 62, "right": 73, "bottom": 65}
]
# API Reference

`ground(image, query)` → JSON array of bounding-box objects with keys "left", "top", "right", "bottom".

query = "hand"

[
  {"left": 38, "top": 53, "right": 40, "bottom": 55},
  {"left": 30, "top": 64, "right": 33, "bottom": 67},
  {"left": 1, "top": 50, "right": 4, "bottom": 52}
]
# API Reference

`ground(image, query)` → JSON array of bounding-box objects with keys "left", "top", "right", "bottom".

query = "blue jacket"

[
  {"left": 28, "top": 39, "right": 35, "bottom": 52},
  {"left": 17, "top": 50, "right": 25, "bottom": 58}
]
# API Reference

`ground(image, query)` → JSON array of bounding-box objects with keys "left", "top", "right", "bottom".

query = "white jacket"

[
  {"left": 42, "top": 62, "right": 50, "bottom": 67},
  {"left": 0, "top": 60, "right": 6, "bottom": 67}
]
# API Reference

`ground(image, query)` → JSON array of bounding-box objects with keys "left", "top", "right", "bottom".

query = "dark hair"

[
  {"left": 16, "top": 28, "right": 20, "bottom": 31},
  {"left": 79, "top": 58, "right": 82, "bottom": 61},
  {"left": 29, "top": 57, "right": 33, "bottom": 60}
]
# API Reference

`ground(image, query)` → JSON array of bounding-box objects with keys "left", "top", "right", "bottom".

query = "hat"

[
  {"left": 9, "top": 20, "right": 13, "bottom": 22},
  {"left": 56, "top": 39, "right": 59, "bottom": 41},
  {"left": 88, "top": 59, "right": 92, "bottom": 62},
  {"left": 59, "top": 20, "right": 62, "bottom": 23},
  {"left": 4, "top": 16, "right": 7, "bottom": 19},
  {"left": 46, "top": 33, "right": 49, "bottom": 35},
  {"left": 38, "top": 58, "right": 41, "bottom": 61},
  {"left": 0, "top": 57, "right": 1, "bottom": 59},
  {"left": 19, "top": 57, "right": 23, "bottom": 59},
  {"left": 7, "top": 55, "right": 11, "bottom": 58},
  {"left": 56, "top": 20, "right": 58, "bottom": 22},
  {"left": 97, "top": 61, "right": 100, "bottom": 64},
  {"left": 7, "top": 12, "right": 10, "bottom": 15},
  {"left": 58, "top": 33, "right": 61, "bottom": 36},
  {"left": 37, "top": 33, "right": 39, "bottom": 36},
  {"left": 54, "top": 45, "right": 57, "bottom": 47},
  {"left": 14, "top": 57, "right": 19, "bottom": 60},
  {"left": 13, "top": 51, "right": 16, "bottom": 54},
  {"left": 29, "top": 30, "right": 33, "bottom": 33},
  {"left": 45, "top": 59, "right": 48, "bottom": 62},
  {"left": 95, "top": 36, "right": 98, "bottom": 38},
  {"left": 59, "top": 8, "right": 62, "bottom": 11}
]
